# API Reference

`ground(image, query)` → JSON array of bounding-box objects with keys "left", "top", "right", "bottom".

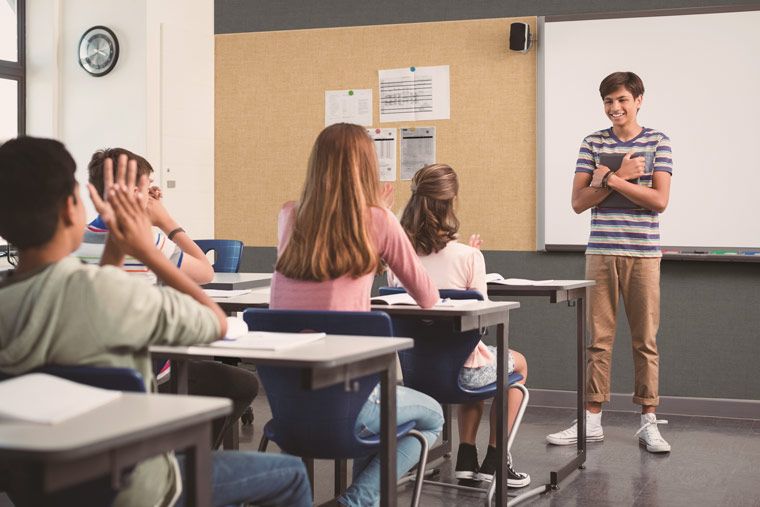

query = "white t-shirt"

[{"left": 388, "top": 240, "right": 495, "bottom": 368}]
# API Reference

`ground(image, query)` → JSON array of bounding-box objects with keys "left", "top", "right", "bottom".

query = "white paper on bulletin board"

[
  {"left": 379, "top": 65, "right": 450, "bottom": 122},
  {"left": 325, "top": 89, "right": 373, "bottom": 127},
  {"left": 367, "top": 128, "right": 397, "bottom": 181},
  {"left": 399, "top": 127, "right": 435, "bottom": 180}
]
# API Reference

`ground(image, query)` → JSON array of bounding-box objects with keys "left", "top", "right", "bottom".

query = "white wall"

[{"left": 26, "top": 0, "right": 214, "bottom": 237}]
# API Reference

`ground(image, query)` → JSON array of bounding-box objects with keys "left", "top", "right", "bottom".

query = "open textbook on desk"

[
  {"left": 0, "top": 373, "right": 122, "bottom": 424},
  {"left": 486, "top": 273, "right": 556, "bottom": 286},
  {"left": 210, "top": 331, "right": 326, "bottom": 351},
  {"left": 371, "top": 293, "right": 479, "bottom": 307}
]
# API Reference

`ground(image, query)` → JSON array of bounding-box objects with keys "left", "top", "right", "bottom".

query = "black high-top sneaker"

[
  {"left": 478, "top": 446, "right": 531, "bottom": 488},
  {"left": 454, "top": 443, "right": 481, "bottom": 481}
]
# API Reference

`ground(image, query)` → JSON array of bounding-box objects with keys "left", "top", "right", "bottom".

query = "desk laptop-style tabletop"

[
  {"left": 202, "top": 273, "right": 272, "bottom": 291},
  {"left": 371, "top": 300, "right": 519, "bottom": 316},
  {"left": 151, "top": 335, "right": 413, "bottom": 369},
  {"left": 0, "top": 393, "right": 230, "bottom": 460},
  {"left": 487, "top": 280, "right": 594, "bottom": 302},
  {"left": 487, "top": 280, "right": 594, "bottom": 291},
  {"left": 372, "top": 300, "right": 520, "bottom": 331},
  {"left": 211, "top": 287, "right": 270, "bottom": 311}
]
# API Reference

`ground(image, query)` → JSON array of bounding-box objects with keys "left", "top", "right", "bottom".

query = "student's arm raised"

[
  {"left": 88, "top": 155, "right": 227, "bottom": 338},
  {"left": 147, "top": 195, "right": 214, "bottom": 284}
]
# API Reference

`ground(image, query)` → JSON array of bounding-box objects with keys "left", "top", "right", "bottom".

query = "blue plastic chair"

[
  {"left": 195, "top": 239, "right": 244, "bottom": 273},
  {"left": 0, "top": 365, "right": 146, "bottom": 392},
  {"left": 378, "top": 287, "right": 529, "bottom": 506},
  {"left": 243, "top": 308, "right": 429, "bottom": 506}
]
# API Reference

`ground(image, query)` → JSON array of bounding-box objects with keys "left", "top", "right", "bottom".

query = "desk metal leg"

[
  {"left": 495, "top": 320, "right": 509, "bottom": 507},
  {"left": 380, "top": 355, "right": 398, "bottom": 507},
  {"left": 182, "top": 423, "right": 213, "bottom": 507},
  {"left": 175, "top": 359, "right": 190, "bottom": 395},
  {"left": 577, "top": 296, "right": 587, "bottom": 462},
  {"left": 548, "top": 296, "right": 587, "bottom": 488}
]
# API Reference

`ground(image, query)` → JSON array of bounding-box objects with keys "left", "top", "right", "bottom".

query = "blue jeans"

[
  {"left": 175, "top": 451, "right": 311, "bottom": 507},
  {"left": 339, "top": 385, "right": 444, "bottom": 507}
]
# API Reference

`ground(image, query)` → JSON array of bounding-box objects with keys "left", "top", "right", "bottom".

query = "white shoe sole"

[
  {"left": 454, "top": 470, "right": 481, "bottom": 481},
  {"left": 639, "top": 438, "right": 671, "bottom": 453},
  {"left": 508, "top": 476, "right": 531, "bottom": 488},
  {"left": 477, "top": 473, "right": 531, "bottom": 488},
  {"left": 546, "top": 433, "right": 604, "bottom": 446}
]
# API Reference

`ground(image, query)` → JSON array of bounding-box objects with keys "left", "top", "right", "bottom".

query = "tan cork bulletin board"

[{"left": 215, "top": 17, "right": 536, "bottom": 250}]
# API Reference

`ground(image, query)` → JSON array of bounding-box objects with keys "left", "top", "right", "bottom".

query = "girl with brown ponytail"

[{"left": 391, "top": 163, "right": 531, "bottom": 489}]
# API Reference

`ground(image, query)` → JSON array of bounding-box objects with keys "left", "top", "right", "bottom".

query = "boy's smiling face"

[{"left": 603, "top": 85, "right": 642, "bottom": 128}]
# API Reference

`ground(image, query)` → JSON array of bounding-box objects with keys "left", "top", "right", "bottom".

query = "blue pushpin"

[{"left": 410, "top": 66, "right": 416, "bottom": 72}]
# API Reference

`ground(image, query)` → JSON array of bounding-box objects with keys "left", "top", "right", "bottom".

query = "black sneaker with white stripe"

[{"left": 478, "top": 446, "right": 531, "bottom": 488}]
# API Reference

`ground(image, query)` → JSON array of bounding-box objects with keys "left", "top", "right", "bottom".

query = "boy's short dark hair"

[
  {"left": 0, "top": 137, "right": 78, "bottom": 249},
  {"left": 88, "top": 148, "right": 154, "bottom": 198},
  {"left": 599, "top": 71, "right": 645, "bottom": 99}
]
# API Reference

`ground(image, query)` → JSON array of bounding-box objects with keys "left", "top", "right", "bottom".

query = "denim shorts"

[{"left": 458, "top": 346, "right": 515, "bottom": 389}]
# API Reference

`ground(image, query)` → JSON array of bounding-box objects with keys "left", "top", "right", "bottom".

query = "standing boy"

[
  {"left": 0, "top": 137, "right": 310, "bottom": 506},
  {"left": 546, "top": 72, "right": 673, "bottom": 453}
]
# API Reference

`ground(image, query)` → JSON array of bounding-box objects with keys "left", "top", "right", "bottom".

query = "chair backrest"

[
  {"left": 0, "top": 365, "right": 146, "bottom": 392},
  {"left": 243, "top": 308, "right": 393, "bottom": 459},
  {"left": 378, "top": 287, "right": 493, "bottom": 404},
  {"left": 195, "top": 239, "right": 244, "bottom": 273}
]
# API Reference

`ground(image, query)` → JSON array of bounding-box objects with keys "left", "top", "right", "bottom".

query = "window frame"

[{"left": 0, "top": 0, "right": 26, "bottom": 135}]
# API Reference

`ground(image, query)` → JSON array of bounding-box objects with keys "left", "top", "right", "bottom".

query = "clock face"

[{"left": 78, "top": 26, "right": 119, "bottom": 77}]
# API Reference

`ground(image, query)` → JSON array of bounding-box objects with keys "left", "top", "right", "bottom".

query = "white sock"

[
  {"left": 641, "top": 413, "right": 656, "bottom": 423},
  {"left": 586, "top": 410, "right": 602, "bottom": 428}
]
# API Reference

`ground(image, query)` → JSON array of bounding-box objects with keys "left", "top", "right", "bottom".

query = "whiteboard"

[{"left": 539, "top": 10, "right": 760, "bottom": 249}]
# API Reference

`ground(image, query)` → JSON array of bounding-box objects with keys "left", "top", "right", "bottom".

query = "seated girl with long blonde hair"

[{"left": 270, "top": 123, "right": 445, "bottom": 506}]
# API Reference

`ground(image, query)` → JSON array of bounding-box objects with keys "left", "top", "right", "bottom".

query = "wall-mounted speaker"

[{"left": 509, "top": 22, "right": 531, "bottom": 53}]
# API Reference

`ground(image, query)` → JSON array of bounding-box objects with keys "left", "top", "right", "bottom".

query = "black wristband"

[
  {"left": 167, "top": 227, "right": 185, "bottom": 241},
  {"left": 601, "top": 171, "right": 613, "bottom": 189}
]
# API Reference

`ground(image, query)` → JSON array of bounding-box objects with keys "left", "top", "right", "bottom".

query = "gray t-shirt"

[{"left": 0, "top": 257, "right": 220, "bottom": 506}]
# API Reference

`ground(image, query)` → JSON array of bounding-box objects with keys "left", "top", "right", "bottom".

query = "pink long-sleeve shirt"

[{"left": 270, "top": 202, "right": 438, "bottom": 311}]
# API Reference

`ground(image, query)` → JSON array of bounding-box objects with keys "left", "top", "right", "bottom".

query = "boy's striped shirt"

[
  {"left": 72, "top": 216, "right": 184, "bottom": 284},
  {"left": 576, "top": 127, "right": 673, "bottom": 257}
]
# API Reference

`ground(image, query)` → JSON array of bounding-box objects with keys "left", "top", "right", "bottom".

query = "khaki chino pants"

[{"left": 585, "top": 254, "right": 661, "bottom": 406}]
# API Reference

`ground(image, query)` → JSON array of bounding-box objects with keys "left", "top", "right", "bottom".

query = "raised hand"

[
  {"left": 88, "top": 154, "right": 154, "bottom": 259},
  {"left": 87, "top": 154, "right": 129, "bottom": 226},
  {"left": 616, "top": 151, "right": 646, "bottom": 180},
  {"left": 146, "top": 193, "right": 174, "bottom": 230},
  {"left": 468, "top": 233, "right": 483, "bottom": 249},
  {"left": 148, "top": 185, "right": 163, "bottom": 200}
]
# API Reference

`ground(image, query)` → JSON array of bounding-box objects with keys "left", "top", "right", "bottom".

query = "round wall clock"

[{"left": 78, "top": 26, "right": 120, "bottom": 77}]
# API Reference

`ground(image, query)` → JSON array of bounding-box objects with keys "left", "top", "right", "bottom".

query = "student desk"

[
  {"left": 486, "top": 280, "right": 595, "bottom": 504},
  {"left": 371, "top": 301, "right": 520, "bottom": 507},
  {"left": 0, "top": 393, "right": 230, "bottom": 507},
  {"left": 202, "top": 272, "right": 272, "bottom": 291},
  {"left": 151, "top": 335, "right": 413, "bottom": 507},
  {"left": 209, "top": 286, "right": 271, "bottom": 312}
]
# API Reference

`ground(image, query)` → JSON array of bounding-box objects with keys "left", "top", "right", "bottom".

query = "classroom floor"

[
  {"left": 238, "top": 394, "right": 760, "bottom": 507},
  {"left": 2, "top": 395, "right": 758, "bottom": 507}
]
